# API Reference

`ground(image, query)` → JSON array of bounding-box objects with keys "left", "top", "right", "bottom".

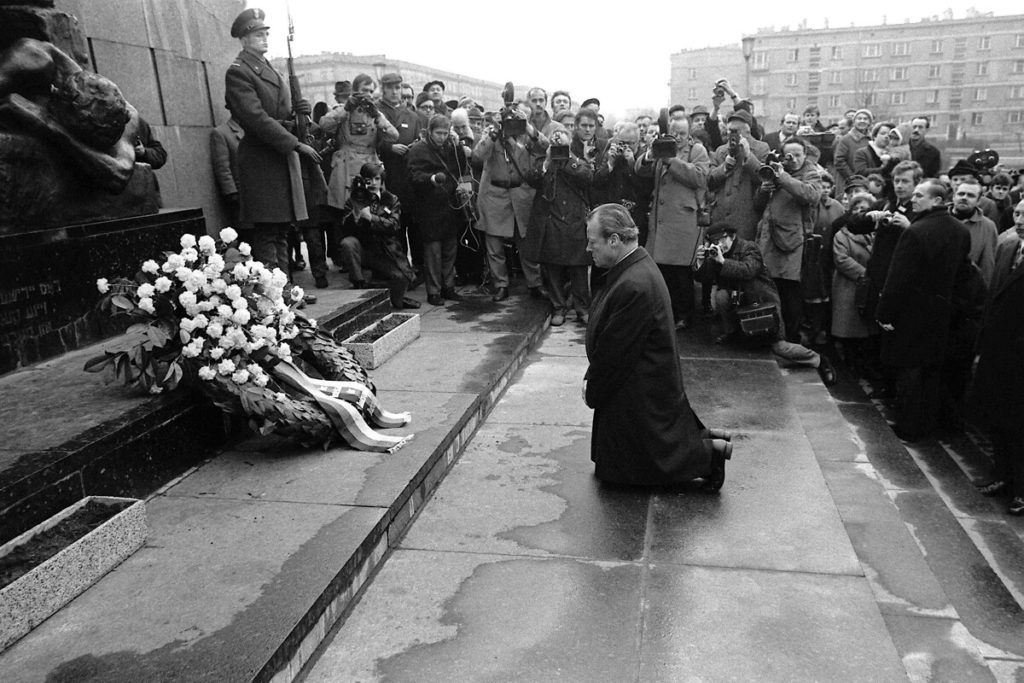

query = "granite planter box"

[
  {"left": 341, "top": 313, "right": 420, "bottom": 369},
  {"left": 0, "top": 496, "right": 147, "bottom": 651}
]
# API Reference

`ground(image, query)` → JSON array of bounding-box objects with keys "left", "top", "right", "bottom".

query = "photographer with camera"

[
  {"left": 753, "top": 137, "right": 822, "bottom": 344},
  {"left": 694, "top": 223, "right": 836, "bottom": 384},
  {"left": 597, "top": 122, "right": 649, "bottom": 242},
  {"left": 707, "top": 110, "right": 771, "bottom": 241},
  {"left": 323, "top": 74, "right": 399, "bottom": 215},
  {"left": 377, "top": 73, "right": 424, "bottom": 270},
  {"left": 636, "top": 117, "right": 710, "bottom": 330},
  {"left": 337, "top": 163, "right": 419, "bottom": 309},
  {"left": 521, "top": 127, "right": 594, "bottom": 326},
  {"left": 408, "top": 115, "right": 474, "bottom": 306},
  {"left": 473, "top": 94, "right": 548, "bottom": 303}
]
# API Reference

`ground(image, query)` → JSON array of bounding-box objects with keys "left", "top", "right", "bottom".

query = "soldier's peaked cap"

[{"left": 231, "top": 8, "right": 269, "bottom": 38}]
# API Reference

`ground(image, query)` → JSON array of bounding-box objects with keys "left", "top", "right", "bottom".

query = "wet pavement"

[{"left": 303, "top": 323, "right": 1020, "bottom": 682}]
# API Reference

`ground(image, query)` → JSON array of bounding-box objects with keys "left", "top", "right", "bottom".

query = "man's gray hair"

[{"left": 588, "top": 203, "right": 639, "bottom": 243}]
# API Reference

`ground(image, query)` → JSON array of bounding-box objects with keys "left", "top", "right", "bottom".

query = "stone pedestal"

[{"left": 0, "top": 208, "right": 205, "bottom": 374}]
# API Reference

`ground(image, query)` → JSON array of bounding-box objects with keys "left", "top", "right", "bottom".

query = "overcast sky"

[{"left": 254, "top": 2, "right": 1020, "bottom": 117}]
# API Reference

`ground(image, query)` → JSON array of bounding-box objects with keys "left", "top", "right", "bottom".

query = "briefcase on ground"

[{"left": 735, "top": 302, "right": 779, "bottom": 336}]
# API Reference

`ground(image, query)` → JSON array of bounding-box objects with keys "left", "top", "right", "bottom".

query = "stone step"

[
  {"left": 803, "top": 362, "right": 1024, "bottom": 675},
  {"left": 0, "top": 288, "right": 390, "bottom": 547}
]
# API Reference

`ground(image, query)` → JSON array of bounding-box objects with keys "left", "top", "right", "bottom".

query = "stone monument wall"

[{"left": 55, "top": 0, "right": 245, "bottom": 234}]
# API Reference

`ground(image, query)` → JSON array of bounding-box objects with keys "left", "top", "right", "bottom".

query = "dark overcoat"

[
  {"left": 224, "top": 49, "right": 306, "bottom": 224},
  {"left": 378, "top": 99, "right": 422, "bottom": 203},
  {"left": 969, "top": 234, "right": 1024, "bottom": 429},
  {"left": 695, "top": 237, "right": 780, "bottom": 309},
  {"left": 406, "top": 138, "right": 468, "bottom": 242},
  {"left": 522, "top": 156, "right": 593, "bottom": 266},
  {"left": 876, "top": 206, "right": 971, "bottom": 367},
  {"left": 585, "top": 247, "right": 711, "bottom": 486}
]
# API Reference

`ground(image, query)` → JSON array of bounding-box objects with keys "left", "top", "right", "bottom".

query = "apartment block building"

[
  {"left": 270, "top": 53, "right": 506, "bottom": 111},
  {"left": 671, "top": 12, "right": 1024, "bottom": 142}
]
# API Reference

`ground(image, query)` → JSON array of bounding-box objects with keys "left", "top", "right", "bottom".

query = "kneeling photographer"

[
  {"left": 695, "top": 222, "right": 836, "bottom": 385},
  {"left": 337, "top": 163, "right": 419, "bottom": 310}
]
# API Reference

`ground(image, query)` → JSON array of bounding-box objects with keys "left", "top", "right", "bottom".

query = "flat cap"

[
  {"left": 334, "top": 80, "right": 351, "bottom": 96},
  {"left": 581, "top": 97, "right": 600, "bottom": 109},
  {"left": 380, "top": 72, "right": 403, "bottom": 86},
  {"left": 423, "top": 80, "right": 446, "bottom": 92},
  {"left": 230, "top": 8, "right": 269, "bottom": 38},
  {"left": 689, "top": 105, "right": 710, "bottom": 118},
  {"left": 705, "top": 222, "right": 736, "bottom": 241}
]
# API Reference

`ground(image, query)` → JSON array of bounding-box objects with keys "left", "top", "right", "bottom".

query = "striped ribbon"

[{"left": 272, "top": 361, "right": 412, "bottom": 453}]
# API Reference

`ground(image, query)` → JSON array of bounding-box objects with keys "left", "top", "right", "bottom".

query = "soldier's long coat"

[{"left": 225, "top": 49, "right": 306, "bottom": 224}]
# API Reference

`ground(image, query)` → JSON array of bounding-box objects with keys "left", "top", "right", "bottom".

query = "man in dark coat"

[
  {"left": 407, "top": 115, "right": 471, "bottom": 306},
  {"left": 224, "top": 8, "right": 322, "bottom": 273},
  {"left": 583, "top": 203, "right": 732, "bottom": 489},
  {"left": 969, "top": 204, "right": 1024, "bottom": 515},
  {"left": 876, "top": 179, "right": 971, "bottom": 440},
  {"left": 378, "top": 72, "right": 424, "bottom": 268},
  {"left": 908, "top": 116, "right": 941, "bottom": 179}
]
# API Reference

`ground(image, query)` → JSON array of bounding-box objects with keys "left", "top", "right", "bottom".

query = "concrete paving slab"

[
  {"left": 417, "top": 294, "right": 550, "bottom": 335},
  {"left": 881, "top": 614, "right": 994, "bottom": 682},
  {"left": 0, "top": 496, "right": 385, "bottom": 682},
  {"left": 400, "top": 423, "right": 650, "bottom": 561},
  {"left": 486, "top": 354, "right": 592, "bottom": 427},
  {"left": 533, "top": 324, "right": 588, "bottom": 358},
  {"left": 371, "top": 332, "right": 533, "bottom": 394},
  {"left": 682, "top": 358, "right": 802, "bottom": 433},
  {"left": 639, "top": 564, "right": 907, "bottom": 682},
  {"left": 304, "top": 549, "right": 644, "bottom": 683},
  {"left": 165, "top": 390, "right": 478, "bottom": 509},
  {"left": 904, "top": 440, "right": 1006, "bottom": 519},
  {"left": 819, "top": 461, "right": 954, "bottom": 617},
  {"left": 648, "top": 430, "right": 863, "bottom": 575}
]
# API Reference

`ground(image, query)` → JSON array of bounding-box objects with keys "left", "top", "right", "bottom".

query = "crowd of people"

[{"left": 217, "top": 9, "right": 1024, "bottom": 510}]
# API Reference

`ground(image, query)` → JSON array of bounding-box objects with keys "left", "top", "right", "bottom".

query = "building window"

[
  {"left": 865, "top": 93, "right": 878, "bottom": 106},
  {"left": 1014, "top": 60, "right": 1024, "bottom": 74},
  {"left": 978, "top": 36, "right": 991, "bottom": 50},
  {"left": 786, "top": 98, "right": 797, "bottom": 110},
  {"left": 829, "top": 94, "right": 842, "bottom": 108},
  {"left": 830, "top": 70, "right": 842, "bottom": 84},
  {"left": 1017, "top": 35, "right": 1024, "bottom": 49},
  {"left": 890, "top": 92, "right": 906, "bottom": 105},
  {"left": 688, "top": 88, "right": 697, "bottom": 100},
  {"left": 975, "top": 87, "right": 988, "bottom": 101},
  {"left": 753, "top": 51, "right": 768, "bottom": 68},
  {"left": 786, "top": 73, "right": 798, "bottom": 86},
  {"left": 955, "top": 37, "right": 967, "bottom": 50},
  {"left": 787, "top": 48, "right": 799, "bottom": 62},
  {"left": 863, "top": 43, "right": 881, "bottom": 57},
  {"left": 972, "top": 112, "right": 984, "bottom": 126},
  {"left": 892, "top": 41, "right": 910, "bottom": 56},
  {"left": 892, "top": 66, "right": 908, "bottom": 80},
  {"left": 688, "top": 68, "right": 697, "bottom": 79},
  {"left": 1011, "top": 85, "right": 1024, "bottom": 99},
  {"left": 861, "top": 68, "right": 878, "bottom": 82},
  {"left": 831, "top": 46, "right": 843, "bottom": 59},
  {"left": 1009, "top": 111, "right": 1024, "bottom": 124},
  {"left": 928, "top": 65, "right": 941, "bottom": 78},
  {"left": 925, "top": 90, "right": 940, "bottom": 104},
  {"left": 977, "top": 62, "right": 989, "bottom": 76},
  {"left": 931, "top": 39, "right": 943, "bottom": 54}
]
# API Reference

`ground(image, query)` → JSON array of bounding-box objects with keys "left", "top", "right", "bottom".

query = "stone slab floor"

[{"left": 301, "top": 324, "right": 998, "bottom": 682}]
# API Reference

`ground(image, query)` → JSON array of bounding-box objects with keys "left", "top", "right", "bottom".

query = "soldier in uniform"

[{"left": 224, "top": 8, "right": 321, "bottom": 274}]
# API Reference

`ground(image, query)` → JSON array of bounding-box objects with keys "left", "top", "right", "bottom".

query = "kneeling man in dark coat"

[{"left": 583, "top": 203, "right": 733, "bottom": 489}]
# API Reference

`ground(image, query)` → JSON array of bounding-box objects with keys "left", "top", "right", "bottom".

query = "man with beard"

[
  {"left": 527, "top": 87, "right": 557, "bottom": 138},
  {"left": 583, "top": 203, "right": 733, "bottom": 489},
  {"left": 876, "top": 180, "right": 971, "bottom": 441},
  {"left": 378, "top": 73, "right": 423, "bottom": 269},
  {"left": 908, "top": 116, "right": 941, "bottom": 178},
  {"left": 951, "top": 179, "right": 998, "bottom": 287},
  {"left": 407, "top": 115, "right": 471, "bottom": 306},
  {"left": 835, "top": 109, "right": 873, "bottom": 198}
]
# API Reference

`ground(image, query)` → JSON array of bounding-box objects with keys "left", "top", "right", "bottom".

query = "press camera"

[{"left": 650, "top": 108, "right": 678, "bottom": 160}]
